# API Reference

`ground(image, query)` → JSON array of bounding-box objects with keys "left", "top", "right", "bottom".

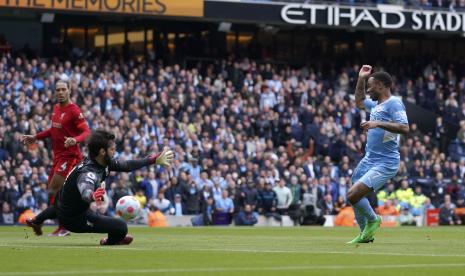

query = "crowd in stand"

[{"left": 1, "top": 49, "right": 465, "bottom": 226}]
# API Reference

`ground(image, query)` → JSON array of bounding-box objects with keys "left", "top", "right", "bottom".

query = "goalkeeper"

[{"left": 26, "top": 130, "right": 174, "bottom": 245}]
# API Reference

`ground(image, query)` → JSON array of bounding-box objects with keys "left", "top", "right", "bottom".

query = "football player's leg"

[
  {"left": 359, "top": 167, "right": 397, "bottom": 240},
  {"left": 49, "top": 173, "right": 66, "bottom": 204},
  {"left": 85, "top": 212, "right": 130, "bottom": 245},
  {"left": 49, "top": 158, "right": 79, "bottom": 236},
  {"left": 346, "top": 181, "right": 377, "bottom": 243},
  {"left": 349, "top": 163, "right": 370, "bottom": 232},
  {"left": 27, "top": 206, "right": 58, "bottom": 236},
  {"left": 47, "top": 173, "right": 70, "bottom": 236},
  {"left": 33, "top": 205, "right": 58, "bottom": 224}
]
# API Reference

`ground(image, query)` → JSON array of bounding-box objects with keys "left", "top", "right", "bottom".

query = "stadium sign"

[
  {"left": 280, "top": 4, "right": 465, "bottom": 32},
  {"left": 205, "top": 0, "right": 465, "bottom": 33},
  {"left": 0, "top": 0, "right": 203, "bottom": 17}
]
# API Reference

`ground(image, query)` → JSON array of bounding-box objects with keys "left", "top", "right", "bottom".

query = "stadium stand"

[{"left": 1, "top": 47, "right": 465, "bottom": 225}]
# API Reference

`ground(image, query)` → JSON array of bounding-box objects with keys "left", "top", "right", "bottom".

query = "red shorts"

[{"left": 48, "top": 156, "right": 81, "bottom": 185}]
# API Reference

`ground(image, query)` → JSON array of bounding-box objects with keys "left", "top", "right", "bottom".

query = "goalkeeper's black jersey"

[
  {"left": 56, "top": 158, "right": 108, "bottom": 217},
  {"left": 56, "top": 157, "right": 152, "bottom": 217}
]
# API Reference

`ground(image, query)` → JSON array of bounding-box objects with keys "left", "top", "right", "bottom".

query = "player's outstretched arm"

[
  {"left": 35, "top": 128, "right": 52, "bottom": 140},
  {"left": 108, "top": 147, "right": 175, "bottom": 172},
  {"left": 21, "top": 128, "right": 52, "bottom": 145},
  {"left": 355, "top": 65, "right": 372, "bottom": 109}
]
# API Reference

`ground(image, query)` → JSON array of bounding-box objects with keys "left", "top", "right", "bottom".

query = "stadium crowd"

[{"left": 0, "top": 50, "right": 465, "bottom": 226}]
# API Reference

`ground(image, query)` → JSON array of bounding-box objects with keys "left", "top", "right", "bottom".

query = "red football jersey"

[{"left": 37, "top": 103, "right": 89, "bottom": 160}]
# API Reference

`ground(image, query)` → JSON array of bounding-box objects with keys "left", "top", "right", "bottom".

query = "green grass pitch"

[{"left": 1, "top": 226, "right": 465, "bottom": 275}]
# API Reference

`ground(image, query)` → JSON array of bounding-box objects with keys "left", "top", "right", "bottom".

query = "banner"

[
  {"left": 0, "top": 0, "right": 203, "bottom": 17},
  {"left": 205, "top": 0, "right": 465, "bottom": 34},
  {"left": 426, "top": 209, "right": 440, "bottom": 226}
]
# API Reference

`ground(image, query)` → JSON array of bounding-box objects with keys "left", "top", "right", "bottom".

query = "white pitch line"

[
  {"left": 190, "top": 248, "right": 465, "bottom": 258},
  {"left": 1, "top": 263, "right": 465, "bottom": 275},
  {"left": 2, "top": 244, "right": 465, "bottom": 258}
]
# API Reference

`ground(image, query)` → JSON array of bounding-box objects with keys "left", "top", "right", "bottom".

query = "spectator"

[
  {"left": 333, "top": 195, "right": 347, "bottom": 214},
  {"left": 183, "top": 181, "right": 200, "bottom": 215},
  {"left": 215, "top": 190, "right": 234, "bottom": 214},
  {"left": 235, "top": 204, "right": 258, "bottom": 226},
  {"left": 399, "top": 207, "right": 417, "bottom": 226},
  {"left": 273, "top": 179, "right": 293, "bottom": 215},
  {"left": 134, "top": 189, "right": 147, "bottom": 209},
  {"left": 257, "top": 182, "right": 277, "bottom": 215},
  {"left": 321, "top": 194, "right": 335, "bottom": 215},
  {"left": 0, "top": 202, "right": 14, "bottom": 224},
  {"left": 147, "top": 206, "right": 168, "bottom": 227},
  {"left": 172, "top": 194, "right": 185, "bottom": 216},
  {"left": 376, "top": 199, "right": 400, "bottom": 216},
  {"left": 335, "top": 206, "right": 355, "bottom": 227},
  {"left": 150, "top": 193, "right": 173, "bottom": 215},
  {"left": 33, "top": 182, "right": 48, "bottom": 206},
  {"left": 214, "top": 190, "right": 234, "bottom": 225},
  {"left": 377, "top": 182, "right": 396, "bottom": 206},
  {"left": 439, "top": 200, "right": 462, "bottom": 225},
  {"left": 241, "top": 180, "right": 259, "bottom": 210},
  {"left": 164, "top": 177, "right": 181, "bottom": 204},
  {"left": 410, "top": 186, "right": 427, "bottom": 216},
  {"left": 422, "top": 197, "right": 436, "bottom": 215},
  {"left": 17, "top": 185, "right": 36, "bottom": 210},
  {"left": 395, "top": 180, "right": 414, "bottom": 209}
]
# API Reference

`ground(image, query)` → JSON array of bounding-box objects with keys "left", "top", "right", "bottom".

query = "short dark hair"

[
  {"left": 56, "top": 80, "right": 70, "bottom": 89},
  {"left": 370, "top": 71, "right": 392, "bottom": 89},
  {"left": 87, "top": 130, "right": 116, "bottom": 159}
]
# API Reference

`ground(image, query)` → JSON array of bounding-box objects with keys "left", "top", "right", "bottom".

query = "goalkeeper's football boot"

[
  {"left": 100, "top": 234, "right": 133, "bottom": 246},
  {"left": 346, "top": 233, "right": 374, "bottom": 244},
  {"left": 26, "top": 218, "right": 43, "bottom": 236},
  {"left": 361, "top": 215, "right": 382, "bottom": 241}
]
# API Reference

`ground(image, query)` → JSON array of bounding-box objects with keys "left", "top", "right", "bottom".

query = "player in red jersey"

[{"left": 21, "top": 80, "right": 90, "bottom": 236}]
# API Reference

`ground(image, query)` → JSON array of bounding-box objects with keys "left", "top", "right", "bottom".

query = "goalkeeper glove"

[
  {"left": 149, "top": 147, "right": 175, "bottom": 167},
  {"left": 92, "top": 187, "right": 105, "bottom": 202}
]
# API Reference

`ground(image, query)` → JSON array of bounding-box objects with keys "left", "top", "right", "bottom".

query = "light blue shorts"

[{"left": 351, "top": 158, "right": 399, "bottom": 191}]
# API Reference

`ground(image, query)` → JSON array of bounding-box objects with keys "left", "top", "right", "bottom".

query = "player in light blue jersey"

[{"left": 346, "top": 65, "right": 409, "bottom": 244}]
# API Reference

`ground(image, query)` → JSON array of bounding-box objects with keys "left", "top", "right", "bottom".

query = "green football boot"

[
  {"left": 361, "top": 215, "right": 382, "bottom": 241},
  {"left": 346, "top": 233, "right": 374, "bottom": 244}
]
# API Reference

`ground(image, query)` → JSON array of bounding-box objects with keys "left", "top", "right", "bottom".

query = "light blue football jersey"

[{"left": 363, "top": 96, "right": 408, "bottom": 166}]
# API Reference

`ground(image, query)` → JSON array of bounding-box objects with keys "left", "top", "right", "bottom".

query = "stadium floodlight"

[
  {"left": 218, "top": 22, "right": 232, "bottom": 32},
  {"left": 41, "top": 13, "right": 55, "bottom": 23}
]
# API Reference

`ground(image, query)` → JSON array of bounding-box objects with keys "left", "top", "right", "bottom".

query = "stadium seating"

[{"left": 0, "top": 51, "right": 464, "bottom": 226}]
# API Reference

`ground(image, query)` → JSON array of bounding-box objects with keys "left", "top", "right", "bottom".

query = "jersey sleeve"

[
  {"left": 363, "top": 98, "right": 377, "bottom": 112},
  {"left": 71, "top": 107, "right": 90, "bottom": 143},
  {"left": 72, "top": 107, "right": 87, "bottom": 128},
  {"left": 108, "top": 158, "right": 152, "bottom": 172},
  {"left": 35, "top": 128, "right": 52, "bottom": 140},
  {"left": 390, "top": 99, "right": 409, "bottom": 124},
  {"left": 77, "top": 170, "right": 99, "bottom": 202}
]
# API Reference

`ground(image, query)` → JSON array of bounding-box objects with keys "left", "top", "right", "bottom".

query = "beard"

[{"left": 104, "top": 153, "right": 112, "bottom": 165}]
